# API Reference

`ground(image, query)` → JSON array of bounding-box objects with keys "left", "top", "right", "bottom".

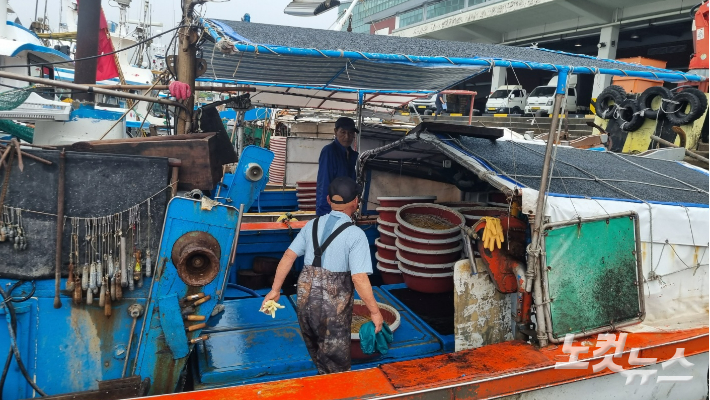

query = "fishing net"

[
  {"left": 0, "top": 87, "right": 35, "bottom": 142},
  {"left": 0, "top": 120, "right": 34, "bottom": 143},
  {"left": 0, "top": 86, "right": 33, "bottom": 111}
]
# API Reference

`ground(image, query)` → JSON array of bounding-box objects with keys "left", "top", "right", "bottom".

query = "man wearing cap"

[
  {"left": 262, "top": 176, "right": 383, "bottom": 374},
  {"left": 316, "top": 117, "right": 359, "bottom": 216}
]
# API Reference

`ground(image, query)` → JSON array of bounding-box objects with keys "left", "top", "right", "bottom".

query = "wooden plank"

[{"left": 67, "top": 132, "right": 237, "bottom": 190}]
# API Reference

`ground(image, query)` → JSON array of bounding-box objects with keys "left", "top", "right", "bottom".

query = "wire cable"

[{"left": 0, "top": 25, "right": 192, "bottom": 70}]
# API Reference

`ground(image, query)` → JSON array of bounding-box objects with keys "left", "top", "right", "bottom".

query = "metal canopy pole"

[
  {"left": 73, "top": 0, "right": 101, "bottom": 102},
  {"left": 355, "top": 90, "right": 364, "bottom": 155},
  {"left": 525, "top": 68, "right": 569, "bottom": 348},
  {"left": 176, "top": 0, "right": 198, "bottom": 134}
]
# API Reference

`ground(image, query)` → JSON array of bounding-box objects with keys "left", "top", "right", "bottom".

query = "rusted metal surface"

[
  {"left": 171, "top": 232, "right": 221, "bottom": 286},
  {"left": 146, "top": 328, "right": 708, "bottom": 400},
  {"left": 39, "top": 376, "right": 149, "bottom": 400}
]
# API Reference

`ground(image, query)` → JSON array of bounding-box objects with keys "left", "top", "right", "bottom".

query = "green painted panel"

[{"left": 544, "top": 215, "right": 641, "bottom": 339}]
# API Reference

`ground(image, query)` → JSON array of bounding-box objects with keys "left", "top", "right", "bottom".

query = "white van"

[
  {"left": 525, "top": 75, "right": 580, "bottom": 115},
  {"left": 485, "top": 85, "right": 527, "bottom": 114}
]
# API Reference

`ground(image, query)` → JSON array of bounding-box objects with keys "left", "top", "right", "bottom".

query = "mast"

[
  {"left": 526, "top": 68, "right": 569, "bottom": 348},
  {"left": 175, "top": 0, "right": 199, "bottom": 134},
  {"left": 74, "top": 0, "right": 102, "bottom": 102}
]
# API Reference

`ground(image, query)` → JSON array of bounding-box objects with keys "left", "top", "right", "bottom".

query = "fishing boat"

[{"left": 0, "top": 6, "right": 706, "bottom": 400}]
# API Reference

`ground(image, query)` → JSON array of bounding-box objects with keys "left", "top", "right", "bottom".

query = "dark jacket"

[{"left": 316, "top": 140, "right": 358, "bottom": 216}]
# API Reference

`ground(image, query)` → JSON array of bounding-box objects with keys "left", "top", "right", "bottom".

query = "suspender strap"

[{"left": 311, "top": 217, "right": 354, "bottom": 268}]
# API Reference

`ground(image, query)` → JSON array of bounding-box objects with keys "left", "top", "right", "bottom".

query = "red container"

[
  {"left": 395, "top": 239, "right": 462, "bottom": 265},
  {"left": 377, "top": 218, "right": 397, "bottom": 233},
  {"left": 396, "top": 204, "right": 464, "bottom": 240},
  {"left": 296, "top": 191, "right": 317, "bottom": 198},
  {"left": 377, "top": 226, "right": 397, "bottom": 246},
  {"left": 351, "top": 300, "right": 400, "bottom": 359},
  {"left": 377, "top": 262, "right": 404, "bottom": 285},
  {"left": 396, "top": 250, "right": 456, "bottom": 273},
  {"left": 376, "top": 207, "right": 399, "bottom": 223},
  {"left": 375, "top": 239, "right": 397, "bottom": 261},
  {"left": 375, "top": 251, "right": 398, "bottom": 267},
  {"left": 394, "top": 226, "right": 462, "bottom": 251},
  {"left": 438, "top": 201, "right": 486, "bottom": 208},
  {"left": 398, "top": 263, "right": 454, "bottom": 294},
  {"left": 378, "top": 196, "right": 436, "bottom": 208},
  {"left": 296, "top": 181, "right": 317, "bottom": 188}
]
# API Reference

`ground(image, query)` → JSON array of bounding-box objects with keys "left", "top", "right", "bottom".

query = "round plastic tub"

[
  {"left": 398, "top": 263, "right": 454, "bottom": 294},
  {"left": 351, "top": 300, "right": 401, "bottom": 359},
  {"left": 377, "top": 226, "right": 397, "bottom": 246},
  {"left": 377, "top": 218, "right": 397, "bottom": 233},
  {"left": 394, "top": 225, "right": 462, "bottom": 251},
  {"left": 375, "top": 251, "right": 398, "bottom": 267},
  {"left": 396, "top": 203, "right": 464, "bottom": 240},
  {"left": 376, "top": 262, "right": 403, "bottom": 285},
  {"left": 378, "top": 196, "right": 436, "bottom": 208},
  {"left": 375, "top": 239, "right": 397, "bottom": 261},
  {"left": 296, "top": 181, "right": 317, "bottom": 188},
  {"left": 396, "top": 250, "right": 456, "bottom": 273},
  {"left": 376, "top": 207, "right": 400, "bottom": 223},
  {"left": 395, "top": 239, "right": 462, "bottom": 265}
]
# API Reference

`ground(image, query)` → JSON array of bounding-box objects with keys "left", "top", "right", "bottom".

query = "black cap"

[
  {"left": 328, "top": 177, "right": 362, "bottom": 204},
  {"left": 334, "top": 117, "right": 359, "bottom": 133}
]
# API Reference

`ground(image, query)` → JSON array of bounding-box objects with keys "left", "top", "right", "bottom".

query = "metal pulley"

[{"left": 171, "top": 231, "right": 221, "bottom": 286}]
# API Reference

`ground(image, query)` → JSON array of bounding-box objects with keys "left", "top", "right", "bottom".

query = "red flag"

[{"left": 96, "top": 7, "right": 119, "bottom": 81}]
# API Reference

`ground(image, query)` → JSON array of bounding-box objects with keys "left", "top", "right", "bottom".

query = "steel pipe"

[
  {"left": 0, "top": 71, "right": 189, "bottom": 111},
  {"left": 94, "top": 85, "right": 255, "bottom": 92}
]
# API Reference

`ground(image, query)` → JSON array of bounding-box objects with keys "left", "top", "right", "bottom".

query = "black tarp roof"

[{"left": 361, "top": 132, "right": 709, "bottom": 206}]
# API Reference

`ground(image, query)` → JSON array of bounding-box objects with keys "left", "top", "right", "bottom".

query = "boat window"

[
  {"left": 529, "top": 87, "right": 556, "bottom": 97},
  {"left": 489, "top": 89, "right": 512, "bottom": 99},
  {"left": 568, "top": 88, "right": 576, "bottom": 96},
  {"left": 511, "top": 89, "right": 523, "bottom": 97}
]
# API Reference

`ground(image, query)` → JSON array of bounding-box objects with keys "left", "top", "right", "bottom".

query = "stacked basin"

[
  {"left": 268, "top": 136, "right": 287, "bottom": 185},
  {"left": 296, "top": 181, "right": 317, "bottom": 211},
  {"left": 374, "top": 196, "right": 436, "bottom": 285},
  {"left": 395, "top": 203, "right": 465, "bottom": 293}
]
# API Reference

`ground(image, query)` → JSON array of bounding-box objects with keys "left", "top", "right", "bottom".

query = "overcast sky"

[{"left": 8, "top": 0, "right": 338, "bottom": 40}]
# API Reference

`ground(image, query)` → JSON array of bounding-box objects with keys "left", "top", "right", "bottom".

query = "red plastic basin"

[
  {"left": 396, "top": 250, "right": 457, "bottom": 273},
  {"left": 376, "top": 262, "right": 404, "bottom": 285},
  {"left": 377, "top": 226, "right": 397, "bottom": 246},
  {"left": 458, "top": 207, "right": 509, "bottom": 227},
  {"left": 396, "top": 203, "right": 464, "bottom": 240},
  {"left": 376, "top": 207, "right": 399, "bottom": 224},
  {"left": 395, "top": 239, "right": 462, "bottom": 265},
  {"left": 375, "top": 239, "right": 397, "bottom": 261},
  {"left": 398, "top": 263, "right": 454, "bottom": 294},
  {"left": 377, "top": 218, "right": 397, "bottom": 232},
  {"left": 394, "top": 225, "right": 462, "bottom": 251},
  {"left": 296, "top": 181, "right": 317, "bottom": 188},
  {"left": 375, "top": 251, "right": 398, "bottom": 267},
  {"left": 378, "top": 196, "right": 436, "bottom": 208},
  {"left": 351, "top": 300, "right": 400, "bottom": 359}
]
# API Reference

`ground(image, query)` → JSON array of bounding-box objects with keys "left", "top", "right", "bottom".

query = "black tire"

[
  {"left": 637, "top": 86, "right": 673, "bottom": 120},
  {"left": 595, "top": 86, "right": 626, "bottom": 119},
  {"left": 616, "top": 99, "right": 645, "bottom": 132},
  {"left": 606, "top": 85, "right": 628, "bottom": 99},
  {"left": 666, "top": 89, "right": 708, "bottom": 126},
  {"left": 512, "top": 107, "right": 522, "bottom": 115}
]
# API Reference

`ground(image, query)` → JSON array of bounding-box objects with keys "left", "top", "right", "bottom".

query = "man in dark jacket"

[{"left": 315, "top": 117, "right": 358, "bottom": 216}]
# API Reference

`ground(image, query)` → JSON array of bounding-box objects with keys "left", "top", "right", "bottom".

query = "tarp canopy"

[
  {"left": 359, "top": 131, "right": 709, "bottom": 207},
  {"left": 201, "top": 19, "right": 704, "bottom": 110}
]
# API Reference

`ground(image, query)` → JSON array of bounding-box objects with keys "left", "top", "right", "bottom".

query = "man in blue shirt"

[
  {"left": 316, "top": 117, "right": 358, "bottom": 216},
  {"left": 263, "top": 177, "right": 383, "bottom": 374}
]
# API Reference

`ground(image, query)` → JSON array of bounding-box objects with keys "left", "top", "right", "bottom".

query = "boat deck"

[
  {"left": 169, "top": 327, "right": 708, "bottom": 400},
  {"left": 193, "top": 284, "right": 454, "bottom": 389}
]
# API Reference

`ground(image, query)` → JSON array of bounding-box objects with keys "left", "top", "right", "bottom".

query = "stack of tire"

[
  {"left": 596, "top": 85, "right": 708, "bottom": 132},
  {"left": 296, "top": 181, "right": 317, "bottom": 211},
  {"left": 394, "top": 204, "right": 465, "bottom": 294},
  {"left": 375, "top": 196, "right": 436, "bottom": 284}
]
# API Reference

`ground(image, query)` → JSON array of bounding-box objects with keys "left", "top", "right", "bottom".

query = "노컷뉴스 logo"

[{"left": 554, "top": 333, "right": 694, "bottom": 385}]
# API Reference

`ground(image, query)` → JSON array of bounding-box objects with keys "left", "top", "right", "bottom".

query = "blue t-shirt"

[
  {"left": 287, "top": 211, "right": 372, "bottom": 275},
  {"left": 316, "top": 140, "right": 358, "bottom": 216}
]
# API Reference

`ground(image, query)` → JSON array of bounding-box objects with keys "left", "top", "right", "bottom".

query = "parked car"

[
  {"left": 485, "top": 85, "right": 527, "bottom": 114},
  {"left": 410, "top": 93, "right": 441, "bottom": 115},
  {"left": 524, "top": 75, "right": 591, "bottom": 115}
]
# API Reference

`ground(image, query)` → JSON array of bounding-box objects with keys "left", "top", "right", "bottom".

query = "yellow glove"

[
  {"left": 277, "top": 213, "right": 298, "bottom": 223},
  {"left": 259, "top": 300, "right": 285, "bottom": 318},
  {"left": 480, "top": 217, "right": 504, "bottom": 252}
]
